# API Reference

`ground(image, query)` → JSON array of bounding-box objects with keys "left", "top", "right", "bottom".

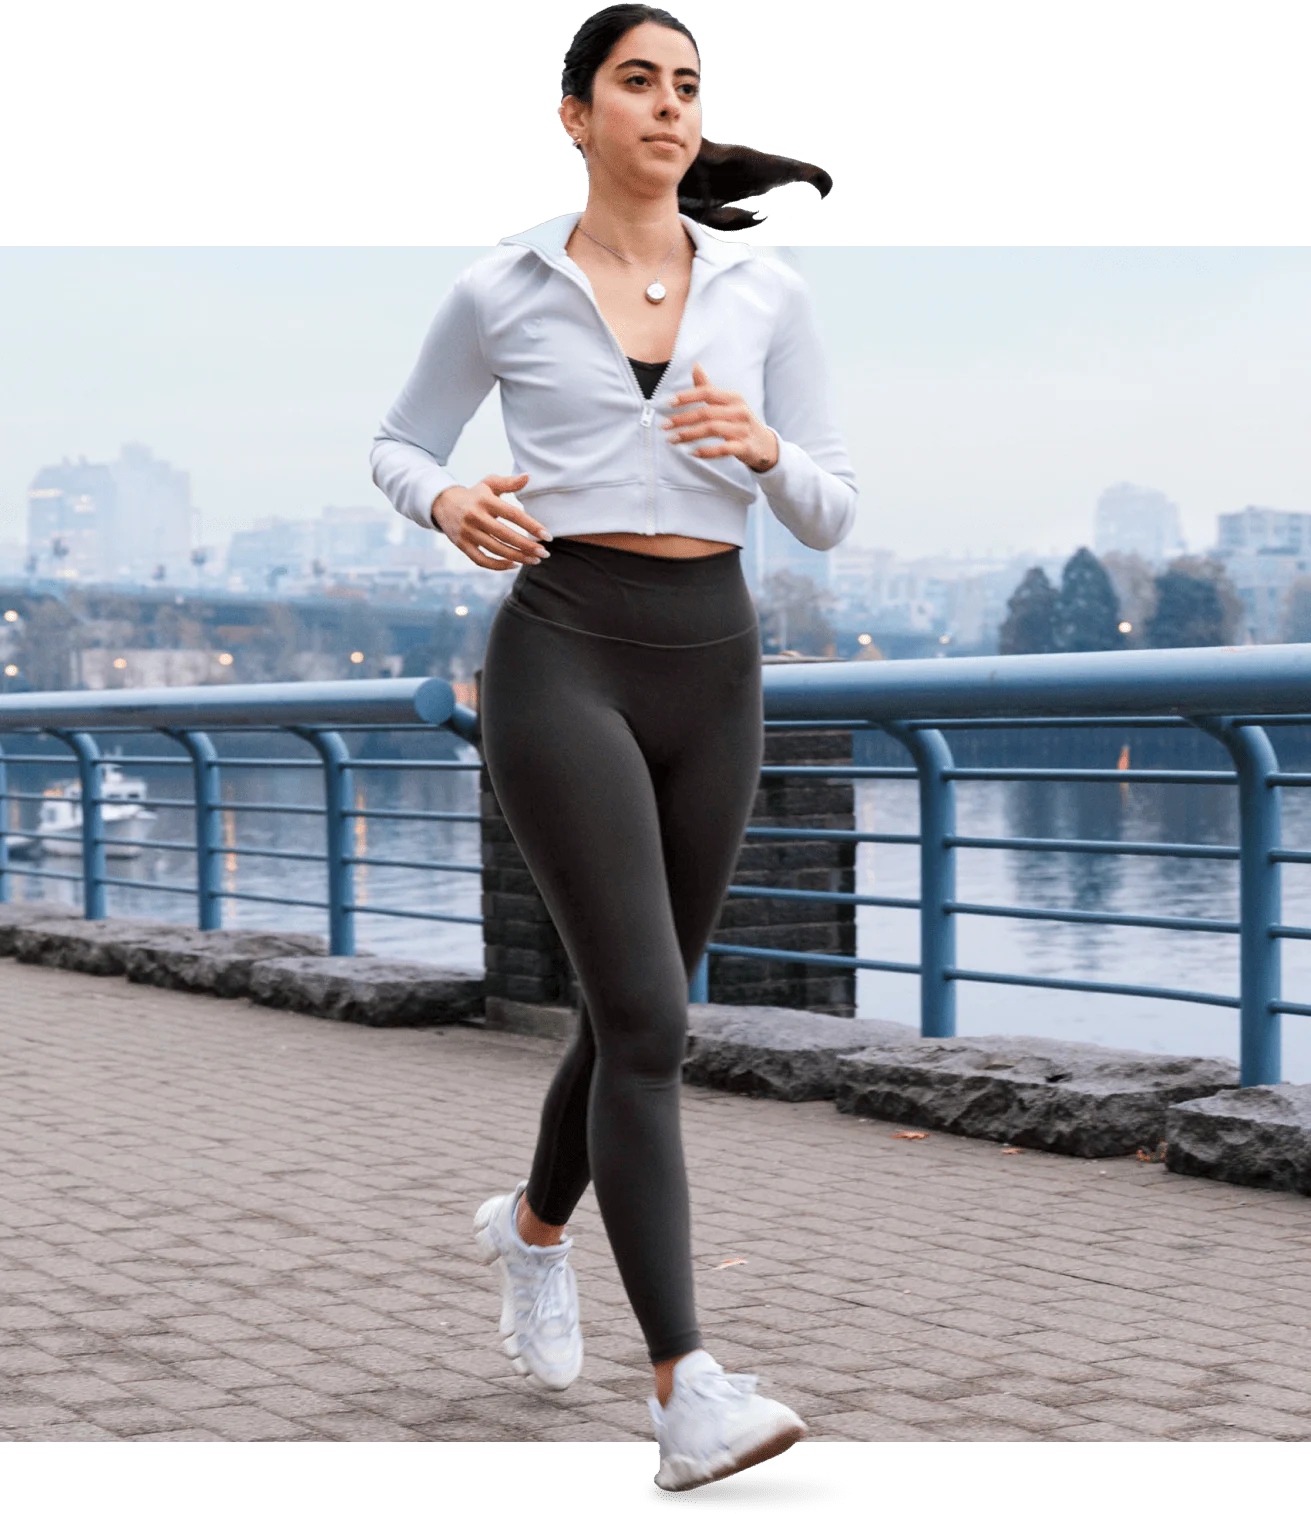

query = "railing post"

[
  {"left": 51, "top": 728, "right": 106, "bottom": 920},
  {"left": 884, "top": 722, "right": 957, "bottom": 1038},
  {"left": 1194, "top": 717, "right": 1281, "bottom": 1087},
  {"left": 165, "top": 729, "right": 222, "bottom": 931},
  {"left": 689, "top": 953, "right": 709, "bottom": 1003},
  {"left": 0, "top": 739, "right": 9, "bottom": 904},
  {"left": 294, "top": 727, "right": 355, "bottom": 956}
]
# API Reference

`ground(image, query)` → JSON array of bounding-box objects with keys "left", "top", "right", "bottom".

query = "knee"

[{"left": 595, "top": 990, "right": 687, "bottom": 1083}]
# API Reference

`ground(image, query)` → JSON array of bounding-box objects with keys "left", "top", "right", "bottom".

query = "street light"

[
  {"left": 113, "top": 657, "right": 127, "bottom": 670},
  {"left": 454, "top": 604, "right": 469, "bottom": 617},
  {"left": 349, "top": 651, "right": 365, "bottom": 664},
  {"left": 217, "top": 652, "right": 234, "bottom": 667},
  {"left": 857, "top": 633, "right": 872, "bottom": 646},
  {"left": 4, "top": 664, "right": 17, "bottom": 678},
  {"left": 3, "top": 610, "right": 17, "bottom": 623},
  {"left": 1118, "top": 621, "right": 1133, "bottom": 634}
]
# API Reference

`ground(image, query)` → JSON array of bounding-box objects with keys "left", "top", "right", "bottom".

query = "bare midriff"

[{"left": 564, "top": 531, "right": 737, "bottom": 558}]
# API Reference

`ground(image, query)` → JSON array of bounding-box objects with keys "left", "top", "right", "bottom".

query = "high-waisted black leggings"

[{"left": 479, "top": 537, "right": 763, "bottom": 1363}]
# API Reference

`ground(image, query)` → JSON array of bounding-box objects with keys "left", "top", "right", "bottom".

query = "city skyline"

[{"left": 1, "top": 248, "right": 1308, "bottom": 567}]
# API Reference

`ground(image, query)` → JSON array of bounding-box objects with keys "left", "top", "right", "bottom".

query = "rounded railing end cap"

[{"left": 413, "top": 677, "right": 456, "bottom": 727}]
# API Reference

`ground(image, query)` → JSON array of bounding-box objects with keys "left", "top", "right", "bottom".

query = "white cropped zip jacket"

[{"left": 369, "top": 212, "right": 858, "bottom": 552}]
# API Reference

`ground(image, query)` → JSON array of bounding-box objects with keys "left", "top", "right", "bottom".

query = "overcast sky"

[{"left": 1, "top": 245, "right": 1307, "bottom": 562}]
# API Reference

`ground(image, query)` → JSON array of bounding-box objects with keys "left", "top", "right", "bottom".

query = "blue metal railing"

[{"left": 3, "top": 644, "right": 1311, "bottom": 1087}]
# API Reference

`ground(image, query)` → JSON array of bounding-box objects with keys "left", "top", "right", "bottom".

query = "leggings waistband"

[{"left": 505, "top": 537, "right": 758, "bottom": 649}]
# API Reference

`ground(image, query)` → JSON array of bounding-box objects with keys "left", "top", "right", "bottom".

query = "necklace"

[{"left": 577, "top": 224, "right": 682, "bottom": 304}]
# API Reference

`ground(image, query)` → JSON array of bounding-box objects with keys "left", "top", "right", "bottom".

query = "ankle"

[
  {"left": 515, "top": 1193, "right": 566, "bottom": 1249},
  {"left": 653, "top": 1352, "right": 692, "bottom": 1408}
]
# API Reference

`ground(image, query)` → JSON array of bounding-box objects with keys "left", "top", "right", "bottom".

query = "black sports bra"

[{"left": 628, "top": 356, "right": 670, "bottom": 400}]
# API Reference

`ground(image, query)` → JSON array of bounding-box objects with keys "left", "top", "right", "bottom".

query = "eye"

[
  {"left": 678, "top": 83, "right": 699, "bottom": 98},
  {"left": 625, "top": 73, "right": 651, "bottom": 87}
]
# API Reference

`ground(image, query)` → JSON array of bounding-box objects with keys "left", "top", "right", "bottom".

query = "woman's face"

[{"left": 562, "top": 21, "right": 702, "bottom": 191}]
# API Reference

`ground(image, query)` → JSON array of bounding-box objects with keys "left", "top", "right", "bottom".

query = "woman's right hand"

[{"left": 431, "top": 473, "right": 552, "bottom": 571}]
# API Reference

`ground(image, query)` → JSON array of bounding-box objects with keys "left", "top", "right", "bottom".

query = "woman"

[{"left": 370, "top": 4, "right": 857, "bottom": 1490}]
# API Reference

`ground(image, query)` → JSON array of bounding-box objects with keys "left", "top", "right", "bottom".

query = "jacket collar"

[{"left": 498, "top": 211, "right": 754, "bottom": 278}]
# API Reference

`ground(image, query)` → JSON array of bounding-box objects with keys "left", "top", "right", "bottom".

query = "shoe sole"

[
  {"left": 472, "top": 1194, "right": 580, "bottom": 1394},
  {"left": 657, "top": 1422, "right": 807, "bottom": 1493}
]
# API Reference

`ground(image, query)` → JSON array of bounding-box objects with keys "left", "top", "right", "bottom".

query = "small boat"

[{"left": 6, "top": 764, "right": 157, "bottom": 860}]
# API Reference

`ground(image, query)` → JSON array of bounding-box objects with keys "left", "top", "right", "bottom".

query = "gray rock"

[
  {"left": 247, "top": 956, "right": 484, "bottom": 1027},
  {"left": 122, "top": 928, "right": 328, "bottom": 997},
  {"left": 684, "top": 1003, "right": 918, "bottom": 1102},
  {"left": 1166, "top": 1084, "right": 1311, "bottom": 1193},
  {"left": 484, "top": 997, "right": 579, "bottom": 1041},
  {"left": 835, "top": 1035, "right": 1240, "bottom": 1157},
  {"left": 0, "top": 901, "right": 82, "bottom": 955},
  {"left": 10, "top": 916, "right": 176, "bottom": 975}
]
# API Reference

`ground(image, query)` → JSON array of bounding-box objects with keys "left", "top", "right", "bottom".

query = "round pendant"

[{"left": 644, "top": 280, "right": 667, "bottom": 304}]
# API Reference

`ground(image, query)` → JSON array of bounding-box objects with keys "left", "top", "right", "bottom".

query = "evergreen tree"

[
  {"left": 998, "top": 567, "right": 1058, "bottom": 654},
  {"left": 1054, "top": 548, "right": 1121, "bottom": 652},
  {"left": 1146, "top": 570, "right": 1226, "bottom": 648}
]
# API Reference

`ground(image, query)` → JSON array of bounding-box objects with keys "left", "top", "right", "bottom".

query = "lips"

[{"left": 644, "top": 136, "right": 682, "bottom": 146}]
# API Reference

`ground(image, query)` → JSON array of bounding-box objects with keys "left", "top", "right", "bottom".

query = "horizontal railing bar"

[
  {"left": 0, "top": 865, "right": 85, "bottom": 882},
  {"left": 0, "top": 827, "right": 55, "bottom": 841},
  {"left": 1272, "top": 1000, "right": 1311, "bottom": 1017},
  {"left": 121, "top": 837, "right": 197, "bottom": 853},
  {"left": 102, "top": 876, "right": 202, "bottom": 897},
  {"left": 346, "top": 903, "right": 482, "bottom": 925},
  {"left": 0, "top": 755, "right": 78, "bottom": 764},
  {"left": 346, "top": 856, "right": 481, "bottom": 875},
  {"left": 199, "top": 758, "right": 322, "bottom": 769},
  {"left": 947, "top": 965, "right": 1240, "bottom": 1008},
  {"left": 727, "top": 883, "right": 919, "bottom": 909},
  {"left": 89, "top": 755, "right": 189, "bottom": 767},
  {"left": 1271, "top": 850, "right": 1311, "bottom": 864},
  {"left": 1270, "top": 925, "right": 1311, "bottom": 941},
  {"left": 908, "top": 715, "right": 1192, "bottom": 730},
  {"left": 744, "top": 826, "right": 920, "bottom": 845},
  {"left": 948, "top": 900, "right": 1239, "bottom": 934},
  {"left": 1268, "top": 774, "right": 1311, "bottom": 787},
  {"left": 760, "top": 765, "right": 915, "bottom": 779},
  {"left": 217, "top": 888, "right": 327, "bottom": 910},
  {"left": 944, "top": 767, "right": 1237, "bottom": 785},
  {"left": 704, "top": 941, "right": 920, "bottom": 975},
  {"left": 340, "top": 759, "right": 482, "bottom": 771},
  {"left": 344, "top": 808, "right": 479, "bottom": 824},
  {"left": 215, "top": 801, "right": 326, "bottom": 817},
  {"left": 950, "top": 834, "right": 1239, "bottom": 861},
  {"left": 221, "top": 845, "right": 328, "bottom": 865}
]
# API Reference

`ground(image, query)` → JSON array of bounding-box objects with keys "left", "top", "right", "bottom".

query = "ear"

[{"left": 559, "top": 97, "right": 588, "bottom": 147}]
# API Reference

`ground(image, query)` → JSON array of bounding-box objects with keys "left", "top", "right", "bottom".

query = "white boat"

[{"left": 6, "top": 764, "right": 157, "bottom": 860}]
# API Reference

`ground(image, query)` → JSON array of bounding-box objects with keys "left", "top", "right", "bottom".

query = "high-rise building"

[
  {"left": 1094, "top": 482, "right": 1185, "bottom": 565},
  {"left": 26, "top": 444, "right": 193, "bottom": 583},
  {"left": 26, "top": 457, "right": 118, "bottom": 580},
  {"left": 1213, "top": 506, "right": 1311, "bottom": 642}
]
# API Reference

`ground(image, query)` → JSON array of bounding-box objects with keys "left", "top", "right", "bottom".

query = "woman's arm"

[
  {"left": 755, "top": 265, "right": 859, "bottom": 552},
  {"left": 369, "top": 270, "right": 497, "bottom": 531}
]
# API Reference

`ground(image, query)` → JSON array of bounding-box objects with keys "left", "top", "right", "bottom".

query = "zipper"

[{"left": 518, "top": 240, "right": 698, "bottom": 538}]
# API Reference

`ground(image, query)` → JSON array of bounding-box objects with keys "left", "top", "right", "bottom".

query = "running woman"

[{"left": 370, "top": 5, "right": 857, "bottom": 1490}]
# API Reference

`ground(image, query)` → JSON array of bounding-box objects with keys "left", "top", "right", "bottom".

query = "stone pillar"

[{"left": 475, "top": 666, "right": 857, "bottom": 1026}]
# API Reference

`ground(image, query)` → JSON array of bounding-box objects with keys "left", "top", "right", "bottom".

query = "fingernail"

[{"left": 540, "top": 530, "right": 553, "bottom": 541}]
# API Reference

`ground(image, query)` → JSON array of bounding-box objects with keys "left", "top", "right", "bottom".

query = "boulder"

[
  {"left": 835, "top": 1035, "right": 1240, "bottom": 1158},
  {"left": 123, "top": 928, "right": 328, "bottom": 997},
  {"left": 10, "top": 916, "right": 175, "bottom": 976},
  {"left": 684, "top": 1003, "right": 918, "bottom": 1102},
  {"left": 1166, "top": 1084, "right": 1311, "bottom": 1194},
  {"left": 247, "top": 956, "right": 484, "bottom": 1027},
  {"left": 0, "top": 901, "right": 82, "bottom": 955}
]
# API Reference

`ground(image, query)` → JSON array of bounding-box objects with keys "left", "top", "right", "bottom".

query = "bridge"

[{"left": 2, "top": 645, "right": 1310, "bottom": 1442}]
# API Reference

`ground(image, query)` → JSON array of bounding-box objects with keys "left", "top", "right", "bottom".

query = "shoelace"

[
  {"left": 685, "top": 1367, "right": 759, "bottom": 1406},
  {"left": 507, "top": 1250, "right": 576, "bottom": 1337}
]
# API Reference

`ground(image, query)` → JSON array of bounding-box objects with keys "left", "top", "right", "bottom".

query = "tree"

[
  {"left": 998, "top": 567, "right": 1058, "bottom": 654},
  {"left": 1054, "top": 548, "right": 1121, "bottom": 652},
  {"left": 1282, "top": 577, "right": 1311, "bottom": 644},
  {"left": 1100, "top": 551, "right": 1156, "bottom": 648},
  {"left": 1146, "top": 556, "right": 1243, "bottom": 648},
  {"left": 756, "top": 570, "right": 836, "bottom": 656}
]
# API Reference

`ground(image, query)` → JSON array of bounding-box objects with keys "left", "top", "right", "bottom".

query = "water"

[{"left": 10, "top": 740, "right": 1311, "bottom": 1080}]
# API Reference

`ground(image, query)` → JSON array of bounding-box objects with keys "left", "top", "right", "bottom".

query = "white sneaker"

[
  {"left": 648, "top": 1348, "right": 807, "bottom": 1491},
  {"left": 473, "top": 1180, "right": 582, "bottom": 1391}
]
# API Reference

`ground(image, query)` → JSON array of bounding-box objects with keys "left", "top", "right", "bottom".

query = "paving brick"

[{"left": 3, "top": 956, "right": 1311, "bottom": 1445}]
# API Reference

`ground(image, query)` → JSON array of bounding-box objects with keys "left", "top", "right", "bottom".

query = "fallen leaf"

[
  {"left": 1001, "top": 1147, "right": 1023, "bottom": 1155},
  {"left": 714, "top": 1258, "right": 748, "bottom": 1269},
  {"left": 1135, "top": 1141, "right": 1168, "bottom": 1163},
  {"left": 891, "top": 1131, "right": 929, "bottom": 1140}
]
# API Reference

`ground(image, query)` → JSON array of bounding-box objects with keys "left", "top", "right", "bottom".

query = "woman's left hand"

[{"left": 661, "top": 363, "right": 780, "bottom": 474}]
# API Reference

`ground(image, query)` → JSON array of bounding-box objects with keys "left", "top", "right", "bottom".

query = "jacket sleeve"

[
  {"left": 755, "top": 264, "right": 859, "bottom": 551},
  {"left": 369, "top": 269, "right": 497, "bottom": 531}
]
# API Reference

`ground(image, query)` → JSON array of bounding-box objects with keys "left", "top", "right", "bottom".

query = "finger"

[
  {"left": 666, "top": 420, "right": 747, "bottom": 444},
  {"left": 692, "top": 362, "right": 710, "bottom": 388},
  {"left": 487, "top": 499, "right": 553, "bottom": 540},
  {"left": 484, "top": 473, "right": 530, "bottom": 495},
  {"left": 469, "top": 524, "right": 546, "bottom": 565},
  {"left": 691, "top": 443, "right": 740, "bottom": 460}
]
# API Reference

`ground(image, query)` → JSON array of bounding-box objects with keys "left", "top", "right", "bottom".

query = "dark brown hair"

[{"left": 561, "top": 4, "right": 831, "bottom": 231}]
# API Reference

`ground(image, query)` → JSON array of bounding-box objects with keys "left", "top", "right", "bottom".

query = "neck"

[{"left": 576, "top": 177, "right": 687, "bottom": 263}]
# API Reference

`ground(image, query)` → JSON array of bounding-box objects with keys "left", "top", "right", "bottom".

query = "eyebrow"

[{"left": 613, "top": 57, "right": 700, "bottom": 80}]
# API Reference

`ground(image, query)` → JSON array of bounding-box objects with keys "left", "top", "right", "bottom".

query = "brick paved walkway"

[{"left": 2, "top": 958, "right": 1310, "bottom": 1442}]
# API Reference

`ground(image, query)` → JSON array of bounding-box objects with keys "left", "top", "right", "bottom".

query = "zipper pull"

[{"left": 641, "top": 404, "right": 653, "bottom": 428}]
